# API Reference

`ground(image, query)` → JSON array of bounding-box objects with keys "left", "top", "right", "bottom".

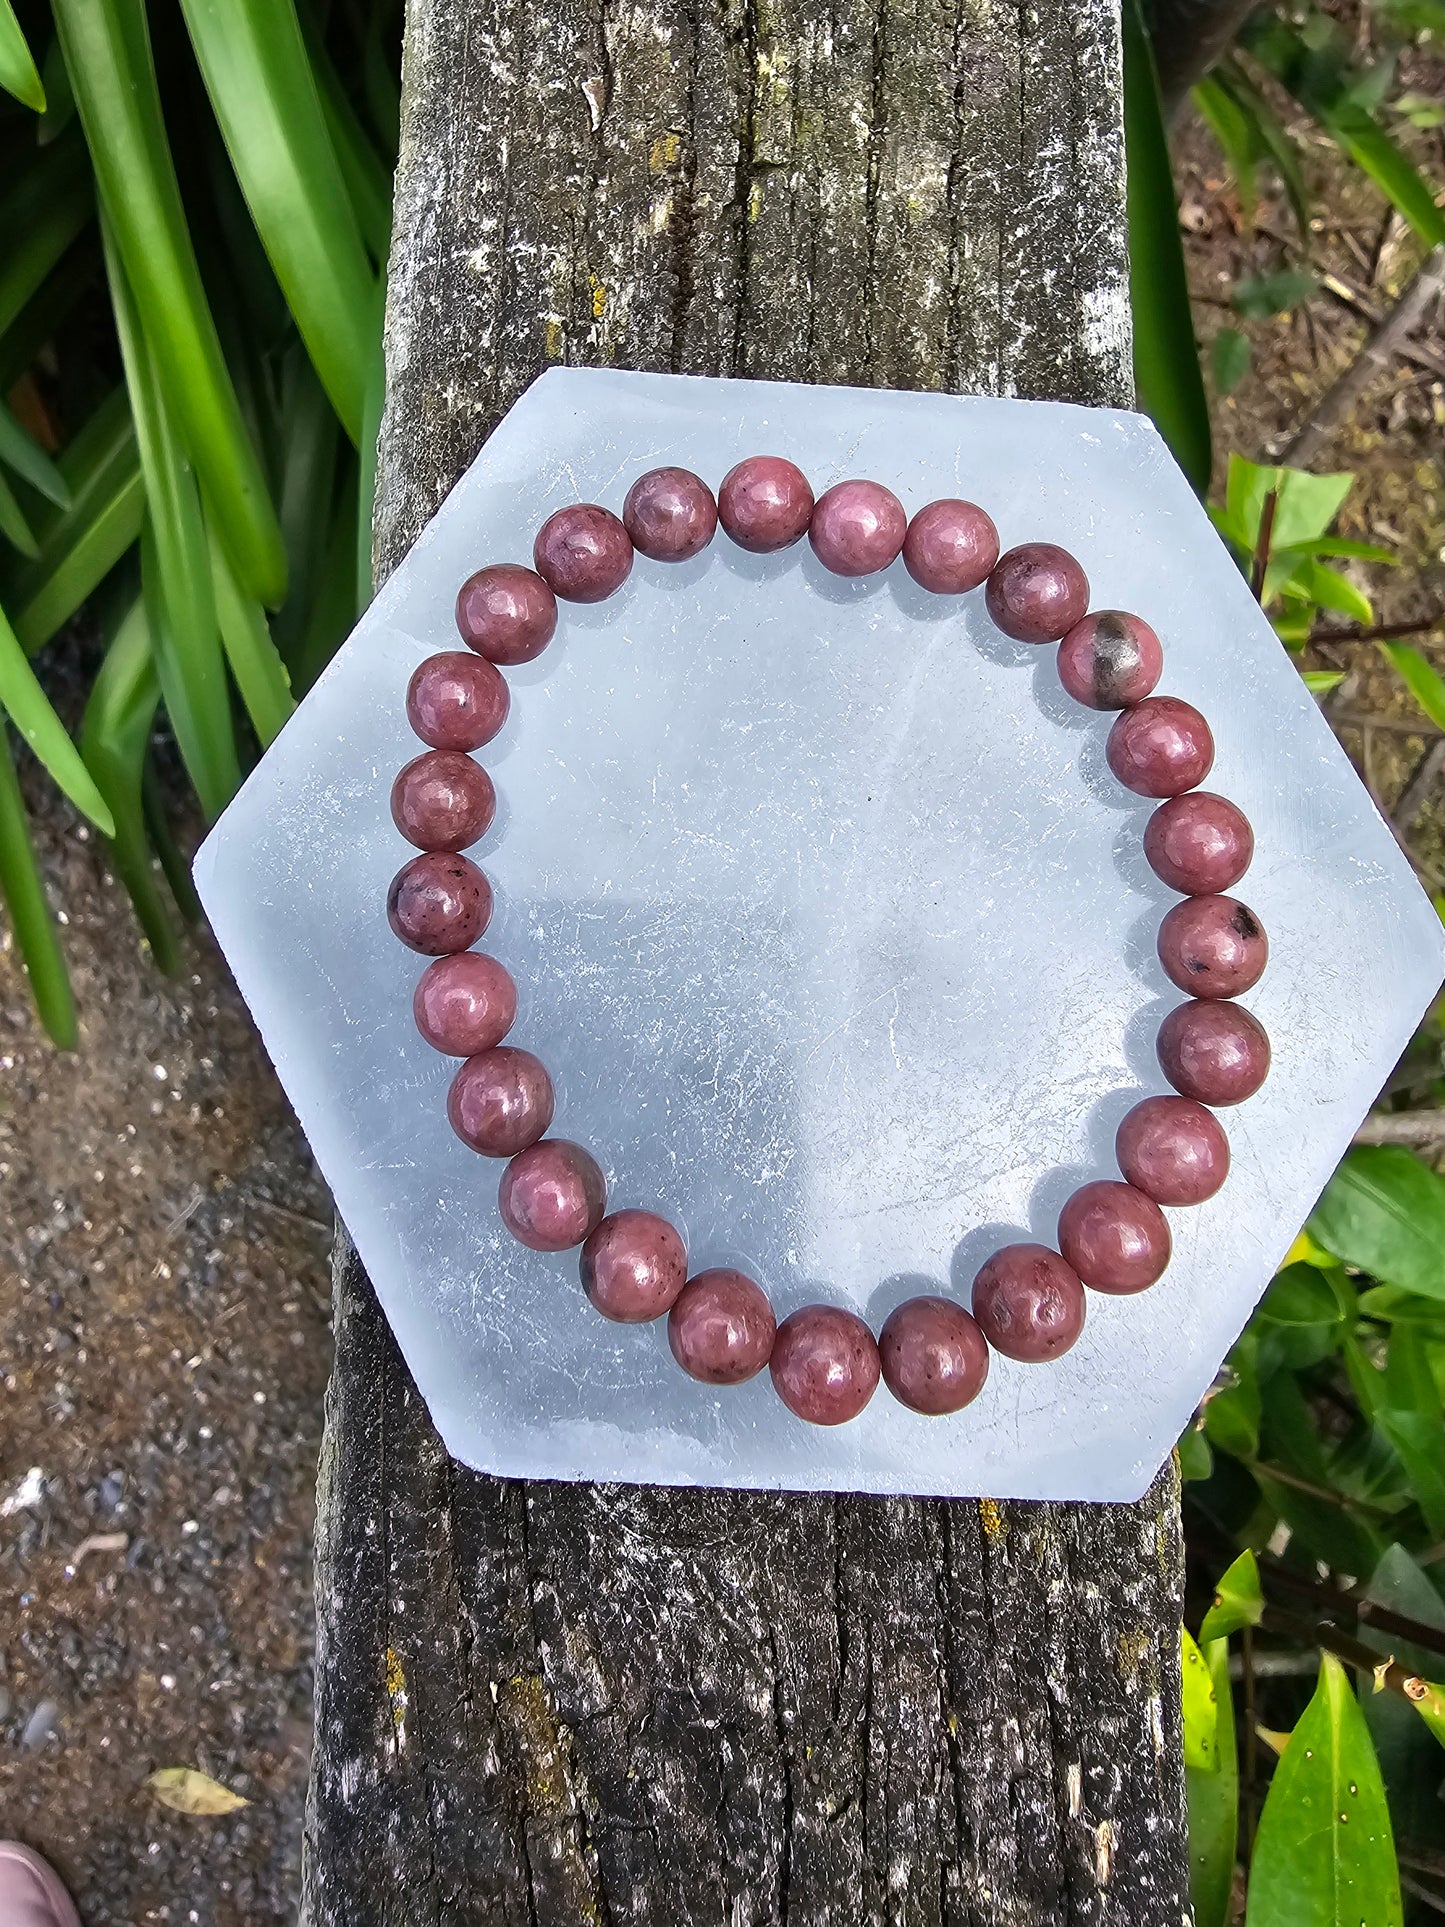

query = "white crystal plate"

[{"left": 194, "top": 368, "right": 1445, "bottom": 1500}]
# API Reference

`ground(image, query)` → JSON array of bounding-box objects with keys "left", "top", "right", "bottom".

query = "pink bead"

[
  {"left": 412, "top": 952, "right": 517, "bottom": 1056},
  {"left": 1157, "top": 895, "right": 1267, "bottom": 999},
  {"left": 985, "top": 543, "right": 1090, "bottom": 642},
  {"left": 456, "top": 564, "right": 557, "bottom": 664},
  {"left": 1144, "top": 792, "right": 1254, "bottom": 895},
  {"left": 902, "top": 499, "right": 999, "bottom": 595},
  {"left": 879, "top": 1296, "right": 990, "bottom": 1415},
  {"left": 622, "top": 467, "right": 718, "bottom": 562},
  {"left": 499, "top": 1140, "right": 607, "bottom": 1252},
  {"left": 1056, "top": 611, "right": 1163, "bottom": 709},
  {"left": 808, "top": 479, "right": 908, "bottom": 577},
  {"left": 533, "top": 504, "right": 633, "bottom": 603},
  {"left": 1116, "top": 1096, "right": 1229, "bottom": 1206},
  {"left": 406, "top": 652, "right": 510, "bottom": 750},
  {"left": 1107, "top": 698, "right": 1214, "bottom": 797},
  {"left": 580, "top": 1209, "right": 688, "bottom": 1322},
  {"left": 1058, "top": 1180, "right": 1171, "bottom": 1295},
  {"left": 971, "top": 1244, "right": 1086, "bottom": 1362},
  {"left": 769, "top": 1304, "right": 880, "bottom": 1425},
  {"left": 447, "top": 1046, "right": 554, "bottom": 1156},
  {"left": 716, "top": 456, "right": 814, "bottom": 553},
  {"left": 668, "top": 1268, "right": 776, "bottom": 1384},
  {"left": 390, "top": 750, "right": 495, "bottom": 851},
  {"left": 1157, "top": 1001, "right": 1270, "bottom": 1105},
  {"left": 387, "top": 853, "right": 492, "bottom": 955}
]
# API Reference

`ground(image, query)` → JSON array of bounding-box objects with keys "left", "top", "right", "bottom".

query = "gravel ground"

[{"left": 0, "top": 765, "right": 333, "bottom": 1926}]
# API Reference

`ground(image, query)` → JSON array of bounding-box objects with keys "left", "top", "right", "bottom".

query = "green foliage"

[{"left": 1186, "top": 1635, "right": 1237, "bottom": 1927}]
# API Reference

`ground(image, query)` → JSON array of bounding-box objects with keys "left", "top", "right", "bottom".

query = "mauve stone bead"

[
  {"left": 668, "top": 1268, "right": 776, "bottom": 1384},
  {"left": 902, "top": 498, "right": 999, "bottom": 595},
  {"left": 985, "top": 543, "right": 1090, "bottom": 642},
  {"left": 456, "top": 564, "right": 557, "bottom": 664},
  {"left": 1116, "top": 1095, "right": 1230, "bottom": 1206},
  {"left": 971, "top": 1244, "right": 1086, "bottom": 1362},
  {"left": 413, "top": 952, "right": 517, "bottom": 1056},
  {"left": 447, "top": 1045, "right": 554, "bottom": 1156},
  {"left": 808, "top": 479, "right": 908, "bottom": 577},
  {"left": 387, "top": 853, "right": 492, "bottom": 955},
  {"left": 1058, "top": 1180, "right": 1171, "bottom": 1295},
  {"left": 1057, "top": 611, "right": 1163, "bottom": 709},
  {"left": 581, "top": 1209, "right": 688, "bottom": 1323},
  {"left": 1158, "top": 1000, "right": 1271, "bottom": 1106},
  {"left": 879, "top": 1296, "right": 990, "bottom": 1416},
  {"left": 533, "top": 503, "right": 633, "bottom": 603},
  {"left": 1158, "top": 894, "right": 1267, "bottom": 999},
  {"left": 391, "top": 750, "right": 495, "bottom": 851},
  {"left": 716, "top": 456, "right": 814, "bottom": 553},
  {"left": 499, "top": 1139, "right": 607, "bottom": 1252},
  {"left": 1107, "top": 697, "right": 1214, "bottom": 797},
  {"left": 1144, "top": 791, "right": 1254, "bottom": 895},
  {"left": 407, "top": 651, "right": 510, "bottom": 751},
  {"left": 769, "top": 1304, "right": 880, "bottom": 1426},
  {"left": 622, "top": 466, "right": 717, "bottom": 562}
]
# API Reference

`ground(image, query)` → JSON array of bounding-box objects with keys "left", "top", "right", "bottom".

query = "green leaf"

[
  {"left": 1358, "top": 1282, "right": 1445, "bottom": 1324},
  {"left": 0, "top": 599, "right": 113, "bottom": 833},
  {"left": 1233, "top": 269, "right": 1320, "bottom": 319},
  {"left": 1211, "top": 327, "right": 1251, "bottom": 397},
  {"left": 1182, "top": 1627, "right": 1219, "bottom": 1771},
  {"left": 1395, "top": 90, "right": 1445, "bottom": 129},
  {"left": 1178, "top": 1422, "right": 1214, "bottom": 1482},
  {"left": 1289, "top": 558, "right": 1372, "bottom": 626},
  {"left": 0, "top": 469, "right": 38, "bottom": 558},
  {"left": 1187, "top": 1637, "right": 1237, "bottom": 1927},
  {"left": 0, "top": 0, "right": 45, "bottom": 112},
  {"left": 50, "top": 0, "right": 287, "bottom": 607},
  {"left": 1358, "top": 1544, "right": 1445, "bottom": 1832},
  {"left": 208, "top": 528, "right": 293, "bottom": 748},
  {"left": 1302, "top": 669, "right": 1344, "bottom": 695},
  {"left": 1309, "top": 1146, "right": 1445, "bottom": 1300},
  {"left": 0, "top": 399, "right": 71, "bottom": 509},
  {"left": 1377, "top": 1411, "right": 1445, "bottom": 1535},
  {"left": 1379, "top": 641, "right": 1445, "bottom": 732},
  {"left": 1122, "top": 0, "right": 1212, "bottom": 497},
  {"left": 1213, "top": 59, "right": 1312, "bottom": 239},
  {"left": 299, "top": 11, "right": 393, "bottom": 263},
  {"left": 1200, "top": 1549, "right": 1264, "bottom": 1644},
  {"left": 1204, "top": 1350, "right": 1261, "bottom": 1460},
  {"left": 0, "top": 723, "right": 74, "bottom": 1045},
  {"left": 1193, "top": 74, "right": 1259, "bottom": 220},
  {"left": 0, "top": 131, "right": 91, "bottom": 341}
]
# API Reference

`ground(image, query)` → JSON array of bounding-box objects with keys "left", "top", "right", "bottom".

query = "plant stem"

[
  {"left": 1250, "top": 488, "right": 1277, "bottom": 602},
  {"left": 1309, "top": 614, "right": 1445, "bottom": 645}
]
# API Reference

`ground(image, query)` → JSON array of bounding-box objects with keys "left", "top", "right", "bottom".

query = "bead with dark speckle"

[
  {"left": 406, "top": 652, "right": 510, "bottom": 750},
  {"left": 1157, "top": 1001, "right": 1271, "bottom": 1105},
  {"left": 1143, "top": 792, "right": 1254, "bottom": 895},
  {"left": 879, "top": 1296, "right": 990, "bottom": 1415},
  {"left": 622, "top": 467, "right": 718, "bottom": 562},
  {"left": 581, "top": 1209, "right": 688, "bottom": 1323},
  {"left": 455, "top": 565, "right": 557, "bottom": 664},
  {"left": 769, "top": 1304, "right": 881, "bottom": 1425},
  {"left": 1157, "top": 895, "right": 1267, "bottom": 998},
  {"left": 808, "top": 479, "right": 908, "bottom": 577},
  {"left": 985, "top": 543, "right": 1090, "bottom": 642},
  {"left": 716, "top": 457, "right": 814, "bottom": 553},
  {"left": 971, "top": 1244, "right": 1086, "bottom": 1361},
  {"left": 386, "top": 853, "right": 492, "bottom": 955},
  {"left": 447, "top": 1046, "right": 554, "bottom": 1156},
  {"left": 533, "top": 504, "right": 634, "bottom": 602},
  {"left": 499, "top": 1140, "right": 607, "bottom": 1251},
  {"left": 1056, "top": 611, "right": 1163, "bottom": 709},
  {"left": 668, "top": 1268, "right": 776, "bottom": 1384},
  {"left": 413, "top": 952, "right": 517, "bottom": 1056},
  {"left": 391, "top": 750, "right": 495, "bottom": 851},
  {"left": 1106, "top": 698, "right": 1214, "bottom": 796},
  {"left": 1116, "top": 1095, "right": 1230, "bottom": 1206},
  {"left": 1058, "top": 1180, "right": 1172, "bottom": 1295},
  {"left": 902, "top": 499, "right": 999, "bottom": 595}
]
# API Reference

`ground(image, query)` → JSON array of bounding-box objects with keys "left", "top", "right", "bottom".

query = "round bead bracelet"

[{"left": 386, "top": 456, "right": 1270, "bottom": 1429}]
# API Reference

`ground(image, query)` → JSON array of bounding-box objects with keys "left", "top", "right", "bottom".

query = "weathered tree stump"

[{"left": 302, "top": 2, "right": 1191, "bottom": 1921}]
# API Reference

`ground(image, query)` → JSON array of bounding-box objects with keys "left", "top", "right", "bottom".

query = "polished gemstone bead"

[
  {"left": 1143, "top": 791, "right": 1254, "bottom": 895},
  {"left": 667, "top": 1268, "right": 776, "bottom": 1384},
  {"left": 406, "top": 652, "right": 510, "bottom": 750},
  {"left": 386, "top": 853, "right": 492, "bottom": 955},
  {"left": 499, "top": 1139, "right": 607, "bottom": 1251},
  {"left": 455, "top": 564, "right": 557, "bottom": 663},
  {"left": 1106, "top": 697, "right": 1214, "bottom": 796},
  {"left": 1058, "top": 1180, "right": 1171, "bottom": 1295},
  {"left": 716, "top": 456, "right": 814, "bottom": 553},
  {"left": 1157, "top": 1001, "right": 1271, "bottom": 1105},
  {"left": 901, "top": 498, "right": 999, "bottom": 595},
  {"left": 879, "top": 1296, "right": 990, "bottom": 1415},
  {"left": 580, "top": 1209, "right": 688, "bottom": 1322},
  {"left": 808, "top": 479, "right": 908, "bottom": 577},
  {"left": 1116, "top": 1095, "right": 1230, "bottom": 1206},
  {"left": 391, "top": 750, "right": 495, "bottom": 851},
  {"left": 622, "top": 466, "right": 718, "bottom": 562},
  {"left": 985, "top": 543, "right": 1090, "bottom": 642},
  {"left": 1157, "top": 894, "right": 1267, "bottom": 998},
  {"left": 1056, "top": 611, "right": 1163, "bottom": 709},
  {"left": 769, "top": 1304, "right": 881, "bottom": 1425},
  {"left": 971, "top": 1244, "right": 1086, "bottom": 1361},
  {"left": 412, "top": 952, "right": 517, "bottom": 1056},
  {"left": 533, "top": 504, "right": 634, "bottom": 602},
  {"left": 447, "top": 1045, "right": 554, "bottom": 1156}
]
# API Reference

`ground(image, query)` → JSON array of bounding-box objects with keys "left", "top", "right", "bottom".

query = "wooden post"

[{"left": 303, "top": 2, "right": 1192, "bottom": 1920}]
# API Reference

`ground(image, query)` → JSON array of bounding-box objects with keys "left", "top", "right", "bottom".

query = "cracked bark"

[{"left": 302, "top": 1, "right": 1191, "bottom": 1921}]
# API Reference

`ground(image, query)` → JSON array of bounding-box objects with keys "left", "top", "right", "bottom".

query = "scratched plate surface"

[{"left": 194, "top": 368, "right": 1445, "bottom": 1500}]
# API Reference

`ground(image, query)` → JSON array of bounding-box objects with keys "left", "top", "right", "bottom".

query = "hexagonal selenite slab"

[{"left": 194, "top": 368, "right": 1445, "bottom": 1501}]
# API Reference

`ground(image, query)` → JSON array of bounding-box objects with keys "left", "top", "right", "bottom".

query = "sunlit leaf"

[
  {"left": 208, "top": 527, "right": 294, "bottom": 748},
  {"left": 0, "top": 723, "right": 74, "bottom": 1045},
  {"left": 0, "top": 0, "right": 45, "bottom": 113},
  {"left": 0, "top": 600, "right": 113, "bottom": 833},
  {"left": 145, "top": 1767, "right": 250, "bottom": 1815},
  {"left": 1310, "top": 1147, "right": 1445, "bottom": 1300},
  {"left": 1187, "top": 1636, "right": 1237, "bottom": 1927},
  {"left": 1379, "top": 641, "right": 1445, "bottom": 732},
  {"left": 1289, "top": 559, "right": 1372, "bottom": 626},
  {"left": 1302, "top": 669, "right": 1344, "bottom": 695},
  {"left": 1200, "top": 1549, "right": 1265, "bottom": 1644}
]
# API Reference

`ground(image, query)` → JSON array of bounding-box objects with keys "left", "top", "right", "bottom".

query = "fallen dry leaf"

[{"left": 145, "top": 1768, "right": 250, "bottom": 1815}]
